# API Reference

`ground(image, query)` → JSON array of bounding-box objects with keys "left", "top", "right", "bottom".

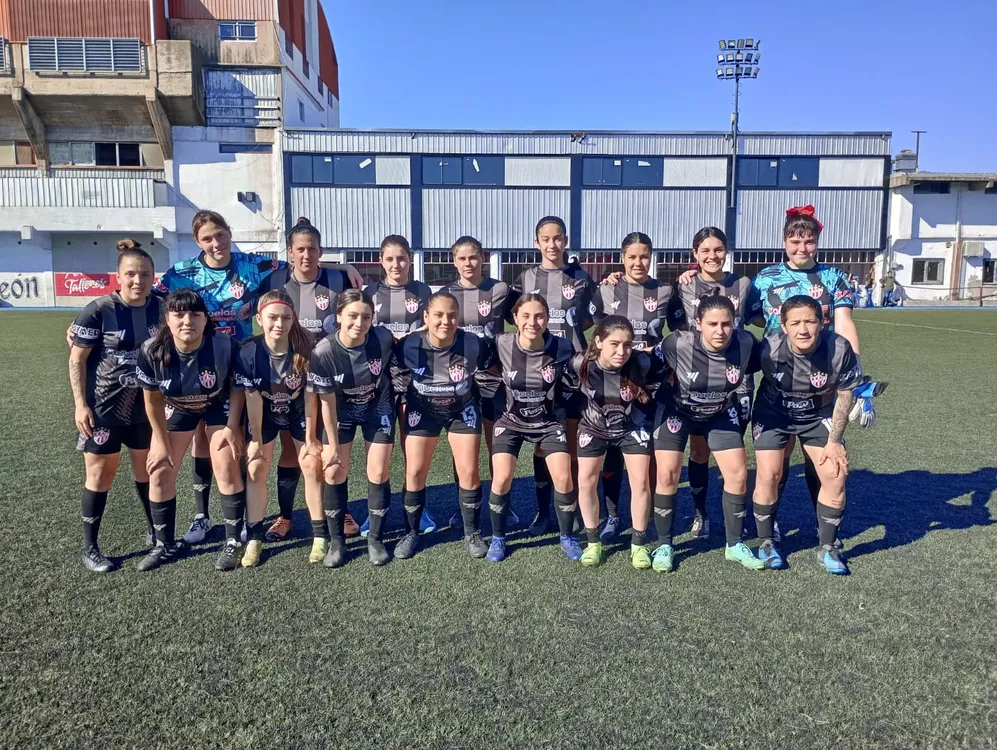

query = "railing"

[
  {"left": 205, "top": 96, "right": 281, "bottom": 128},
  {"left": 0, "top": 168, "right": 166, "bottom": 208}
]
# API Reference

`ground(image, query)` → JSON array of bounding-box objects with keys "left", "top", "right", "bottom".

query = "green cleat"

[
  {"left": 580, "top": 542, "right": 606, "bottom": 567},
  {"left": 630, "top": 544, "right": 652, "bottom": 570},
  {"left": 651, "top": 544, "right": 674, "bottom": 572},
  {"left": 725, "top": 542, "right": 765, "bottom": 570}
]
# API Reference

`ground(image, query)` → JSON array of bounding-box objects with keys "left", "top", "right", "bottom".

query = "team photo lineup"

[{"left": 68, "top": 203, "right": 889, "bottom": 578}]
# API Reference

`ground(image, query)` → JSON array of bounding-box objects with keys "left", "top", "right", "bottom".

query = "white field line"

[{"left": 856, "top": 318, "right": 997, "bottom": 337}]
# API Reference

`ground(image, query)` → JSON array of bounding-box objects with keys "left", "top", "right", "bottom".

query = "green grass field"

[{"left": 2, "top": 309, "right": 996, "bottom": 749}]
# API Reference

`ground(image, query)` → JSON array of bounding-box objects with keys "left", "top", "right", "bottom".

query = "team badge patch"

[
  {"left": 478, "top": 300, "right": 492, "bottom": 317},
  {"left": 407, "top": 411, "right": 421, "bottom": 428},
  {"left": 404, "top": 297, "right": 419, "bottom": 314},
  {"left": 620, "top": 385, "right": 634, "bottom": 402},
  {"left": 752, "top": 422, "right": 764, "bottom": 440},
  {"left": 541, "top": 365, "right": 555, "bottom": 383},
  {"left": 368, "top": 358, "right": 383, "bottom": 376},
  {"left": 164, "top": 405, "right": 175, "bottom": 420},
  {"left": 643, "top": 297, "right": 658, "bottom": 312},
  {"left": 285, "top": 373, "right": 302, "bottom": 390},
  {"left": 199, "top": 370, "right": 217, "bottom": 388},
  {"left": 229, "top": 281, "right": 245, "bottom": 300},
  {"left": 493, "top": 427, "right": 506, "bottom": 436},
  {"left": 726, "top": 365, "right": 741, "bottom": 384},
  {"left": 666, "top": 416, "right": 682, "bottom": 434},
  {"left": 728, "top": 295, "right": 740, "bottom": 308},
  {"left": 578, "top": 432, "right": 593, "bottom": 448},
  {"left": 808, "top": 284, "right": 824, "bottom": 300},
  {"left": 93, "top": 428, "right": 110, "bottom": 446},
  {"left": 449, "top": 365, "right": 466, "bottom": 382},
  {"left": 153, "top": 279, "right": 169, "bottom": 295},
  {"left": 810, "top": 371, "right": 828, "bottom": 388},
  {"left": 315, "top": 294, "right": 330, "bottom": 311},
  {"left": 561, "top": 284, "right": 576, "bottom": 300}
]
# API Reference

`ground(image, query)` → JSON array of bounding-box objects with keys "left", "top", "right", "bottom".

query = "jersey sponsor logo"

[
  {"left": 70, "top": 324, "right": 102, "bottom": 340},
  {"left": 449, "top": 365, "right": 466, "bottom": 382},
  {"left": 784, "top": 398, "right": 814, "bottom": 411},
  {"left": 164, "top": 404, "right": 175, "bottom": 420},
  {"left": 808, "top": 284, "right": 825, "bottom": 300},
  {"left": 285, "top": 372, "right": 302, "bottom": 390},
  {"left": 726, "top": 365, "right": 741, "bottom": 384},
  {"left": 368, "top": 358, "right": 383, "bottom": 376},
  {"left": 477, "top": 300, "right": 492, "bottom": 317},
  {"left": 643, "top": 297, "right": 658, "bottom": 312},
  {"left": 505, "top": 370, "right": 518, "bottom": 382},
  {"left": 374, "top": 303, "right": 383, "bottom": 314},
  {"left": 578, "top": 432, "right": 593, "bottom": 448},
  {"left": 404, "top": 297, "right": 419, "bottom": 314},
  {"left": 315, "top": 294, "right": 330, "bottom": 311},
  {"left": 494, "top": 426, "right": 506, "bottom": 436},
  {"left": 556, "top": 430, "right": 567, "bottom": 443},
  {"left": 407, "top": 410, "right": 421, "bottom": 428},
  {"left": 620, "top": 385, "right": 634, "bottom": 402},
  {"left": 118, "top": 372, "right": 138, "bottom": 388},
  {"left": 520, "top": 406, "right": 545, "bottom": 418},
  {"left": 455, "top": 380, "right": 470, "bottom": 396},
  {"left": 752, "top": 422, "right": 763, "bottom": 440},
  {"left": 610, "top": 300, "right": 621, "bottom": 310},
  {"left": 230, "top": 280, "right": 246, "bottom": 300},
  {"left": 531, "top": 288, "right": 541, "bottom": 294},
  {"left": 234, "top": 373, "right": 254, "bottom": 388},
  {"left": 589, "top": 302, "right": 597, "bottom": 315},
  {"left": 834, "top": 288, "right": 852, "bottom": 301},
  {"left": 414, "top": 367, "right": 426, "bottom": 376},
  {"left": 666, "top": 416, "right": 683, "bottom": 434},
  {"left": 773, "top": 372, "right": 785, "bottom": 382},
  {"left": 810, "top": 371, "right": 828, "bottom": 388},
  {"left": 199, "top": 370, "right": 217, "bottom": 389},
  {"left": 561, "top": 284, "right": 576, "bottom": 300},
  {"left": 541, "top": 365, "right": 555, "bottom": 383},
  {"left": 92, "top": 428, "right": 110, "bottom": 446},
  {"left": 216, "top": 326, "right": 235, "bottom": 337},
  {"left": 685, "top": 371, "right": 699, "bottom": 382},
  {"left": 334, "top": 374, "right": 345, "bottom": 383},
  {"left": 158, "top": 378, "right": 171, "bottom": 390}
]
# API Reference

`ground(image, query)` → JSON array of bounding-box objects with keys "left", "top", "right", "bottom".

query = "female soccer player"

[
  {"left": 392, "top": 292, "right": 494, "bottom": 560},
  {"left": 488, "top": 294, "right": 578, "bottom": 563},
  {"left": 651, "top": 292, "right": 761, "bottom": 573},
  {"left": 507, "top": 216, "right": 595, "bottom": 536},
  {"left": 751, "top": 295, "right": 861, "bottom": 575},
  {"left": 361, "top": 234, "right": 435, "bottom": 535},
  {"left": 69, "top": 239, "right": 164, "bottom": 572},
  {"left": 572, "top": 316, "right": 659, "bottom": 569},
  {"left": 235, "top": 290, "right": 324, "bottom": 568},
  {"left": 308, "top": 289, "right": 397, "bottom": 567},
  {"left": 135, "top": 289, "right": 245, "bottom": 572}
]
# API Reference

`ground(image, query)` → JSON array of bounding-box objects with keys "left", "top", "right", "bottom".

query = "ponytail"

[
  {"left": 257, "top": 290, "right": 314, "bottom": 374},
  {"left": 579, "top": 315, "right": 649, "bottom": 405}
]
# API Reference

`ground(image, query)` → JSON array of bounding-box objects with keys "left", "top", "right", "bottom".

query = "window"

[
  {"left": 28, "top": 37, "right": 142, "bottom": 72},
  {"left": 327, "top": 90, "right": 335, "bottom": 106},
  {"left": 50, "top": 142, "right": 145, "bottom": 166},
  {"left": 984, "top": 259, "right": 995, "bottom": 284},
  {"left": 288, "top": 155, "right": 376, "bottom": 185},
  {"left": 777, "top": 157, "right": 819, "bottom": 188},
  {"left": 285, "top": 36, "right": 293, "bottom": 57},
  {"left": 117, "top": 143, "right": 141, "bottom": 167},
  {"left": 622, "top": 158, "right": 663, "bottom": 187},
  {"left": 219, "top": 143, "right": 272, "bottom": 154},
  {"left": 737, "top": 158, "right": 795, "bottom": 187},
  {"left": 582, "top": 158, "right": 622, "bottom": 186},
  {"left": 317, "top": 79, "right": 324, "bottom": 96},
  {"left": 298, "top": 100, "right": 305, "bottom": 123},
  {"left": 344, "top": 250, "right": 384, "bottom": 285},
  {"left": 334, "top": 156, "right": 376, "bottom": 185},
  {"left": 422, "top": 156, "right": 462, "bottom": 185},
  {"left": 290, "top": 154, "right": 313, "bottom": 183},
  {"left": 912, "top": 259, "right": 944, "bottom": 284},
  {"left": 913, "top": 182, "right": 950, "bottom": 194},
  {"left": 302, "top": 59, "right": 310, "bottom": 79},
  {"left": 0, "top": 37, "right": 9, "bottom": 73},
  {"left": 461, "top": 156, "right": 504, "bottom": 185},
  {"left": 655, "top": 250, "right": 695, "bottom": 282},
  {"left": 312, "top": 156, "right": 333, "bottom": 184},
  {"left": 219, "top": 21, "right": 256, "bottom": 41},
  {"left": 500, "top": 251, "right": 542, "bottom": 285}
]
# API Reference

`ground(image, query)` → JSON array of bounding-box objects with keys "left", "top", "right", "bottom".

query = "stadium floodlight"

[
  {"left": 719, "top": 39, "right": 727, "bottom": 49},
  {"left": 753, "top": 68, "right": 759, "bottom": 78},
  {"left": 726, "top": 52, "right": 735, "bottom": 63},
  {"left": 713, "top": 36, "right": 760, "bottom": 212},
  {"left": 737, "top": 39, "right": 745, "bottom": 48},
  {"left": 718, "top": 54, "right": 725, "bottom": 64},
  {"left": 716, "top": 68, "right": 724, "bottom": 79},
  {"left": 754, "top": 52, "right": 761, "bottom": 64},
  {"left": 744, "top": 52, "right": 754, "bottom": 63},
  {"left": 725, "top": 67, "right": 734, "bottom": 77},
  {"left": 735, "top": 51, "right": 744, "bottom": 63},
  {"left": 746, "top": 38, "right": 755, "bottom": 48},
  {"left": 742, "top": 66, "right": 752, "bottom": 77},
  {"left": 727, "top": 39, "right": 736, "bottom": 48}
]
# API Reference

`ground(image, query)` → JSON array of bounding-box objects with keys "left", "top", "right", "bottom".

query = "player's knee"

[
  {"left": 577, "top": 470, "right": 599, "bottom": 493},
  {"left": 656, "top": 465, "right": 681, "bottom": 491},
  {"left": 689, "top": 441, "right": 710, "bottom": 463},
  {"left": 247, "top": 459, "right": 269, "bottom": 484}
]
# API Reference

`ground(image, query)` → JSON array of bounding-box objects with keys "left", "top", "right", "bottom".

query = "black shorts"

[
  {"left": 405, "top": 403, "right": 481, "bottom": 438},
  {"left": 491, "top": 417, "right": 570, "bottom": 457},
  {"left": 338, "top": 405, "right": 396, "bottom": 445},
  {"left": 576, "top": 425, "right": 652, "bottom": 458},
  {"left": 166, "top": 400, "right": 230, "bottom": 432},
  {"left": 250, "top": 418, "right": 307, "bottom": 445},
  {"left": 77, "top": 420, "right": 151, "bottom": 455},
  {"left": 652, "top": 404, "right": 745, "bottom": 453},
  {"left": 557, "top": 390, "right": 586, "bottom": 420},
  {"left": 751, "top": 411, "right": 834, "bottom": 451},
  {"left": 479, "top": 386, "right": 506, "bottom": 423}
]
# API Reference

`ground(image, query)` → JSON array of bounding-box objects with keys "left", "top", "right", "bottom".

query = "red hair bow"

[{"left": 786, "top": 205, "right": 823, "bottom": 231}]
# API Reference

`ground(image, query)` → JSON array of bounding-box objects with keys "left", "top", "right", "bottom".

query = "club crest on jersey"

[
  {"left": 620, "top": 385, "right": 634, "bottom": 402},
  {"left": 285, "top": 373, "right": 302, "bottom": 390},
  {"left": 477, "top": 300, "right": 492, "bottom": 317},
  {"left": 753, "top": 422, "right": 764, "bottom": 440},
  {"left": 726, "top": 365, "right": 741, "bottom": 384},
  {"left": 368, "top": 358, "right": 383, "bottom": 376},
  {"left": 578, "top": 432, "right": 593, "bottom": 448},
  {"left": 493, "top": 427, "right": 506, "bottom": 436},
  {"left": 315, "top": 294, "right": 330, "bottom": 311},
  {"left": 199, "top": 370, "right": 217, "bottom": 388},
  {"left": 93, "top": 428, "right": 110, "bottom": 446},
  {"left": 164, "top": 404, "right": 175, "bottom": 420},
  {"left": 404, "top": 297, "right": 419, "bottom": 314},
  {"left": 153, "top": 279, "right": 169, "bottom": 295},
  {"left": 728, "top": 295, "right": 740, "bottom": 308},
  {"left": 449, "top": 365, "right": 466, "bottom": 382},
  {"left": 810, "top": 371, "right": 828, "bottom": 388},
  {"left": 643, "top": 297, "right": 658, "bottom": 312},
  {"left": 541, "top": 365, "right": 555, "bottom": 383},
  {"left": 229, "top": 281, "right": 246, "bottom": 300},
  {"left": 407, "top": 411, "right": 421, "bottom": 428},
  {"left": 666, "top": 416, "right": 682, "bottom": 434},
  {"left": 808, "top": 284, "right": 825, "bottom": 299},
  {"left": 561, "top": 284, "right": 576, "bottom": 300}
]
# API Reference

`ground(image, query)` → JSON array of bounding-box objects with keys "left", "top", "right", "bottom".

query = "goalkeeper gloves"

[{"left": 848, "top": 378, "right": 888, "bottom": 429}]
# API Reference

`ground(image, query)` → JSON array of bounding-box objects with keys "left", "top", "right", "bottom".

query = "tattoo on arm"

[
  {"left": 829, "top": 390, "right": 854, "bottom": 443},
  {"left": 69, "top": 355, "right": 87, "bottom": 404}
]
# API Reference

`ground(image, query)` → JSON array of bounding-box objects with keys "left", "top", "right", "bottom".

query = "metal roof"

[{"left": 891, "top": 172, "right": 997, "bottom": 188}]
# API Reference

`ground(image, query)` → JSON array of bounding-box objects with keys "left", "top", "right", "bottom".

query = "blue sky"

[{"left": 323, "top": 0, "right": 995, "bottom": 172}]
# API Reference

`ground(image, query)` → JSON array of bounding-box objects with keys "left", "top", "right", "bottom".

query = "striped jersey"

[
  {"left": 510, "top": 264, "right": 595, "bottom": 353},
  {"left": 447, "top": 276, "right": 509, "bottom": 398},
  {"left": 393, "top": 329, "right": 493, "bottom": 417},
  {"left": 750, "top": 263, "right": 854, "bottom": 336},
  {"left": 70, "top": 292, "right": 164, "bottom": 426},
  {"left": 755, "top": 331, "right": 862, "bottom": 423},
  {"left": 232, "top": 337, "right": 307, "bottom": 431},
  {"left": 256, "top": 266, "right": 349, "bottom": 341},
  {"left": 655, "top": 329, "right": 759, "bottom": 422},
  {"left": 591, "top": 278, "right": 680, "bottom": 350},
  {"left": 364, "top": 279, "right": 433, "bottom": 339},
  {"left": 307, "top": 327, "right": 395, "bottom": 424},
  {"left": 494, "top": 331, "right": 575, "bottom": 429},
  {"left": 573, "top": 353, "right": 661, "bottom": 438},
  {"left": 136, "top": 332, "right": 237, "bottom": 418},
  {"left": 672, "top": 273, "right": 756, "bottom": 331}
]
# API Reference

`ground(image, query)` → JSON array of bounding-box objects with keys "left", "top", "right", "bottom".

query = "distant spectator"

[{"left": 881, "top": 270, "right": 897, "bottom": 307}]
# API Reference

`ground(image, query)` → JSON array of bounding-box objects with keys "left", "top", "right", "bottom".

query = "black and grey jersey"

[
  {"left": 307, "top": 327, "right": 394, "bottom": 423},
  {"left": 510, "top": 264, "right": 595, "bottom": 353},
  {"left": 232, "top": 337, "right": 307, "bottom": 430},
  {"left": 257, "top": 266, "right": 349, "bottom": 341},
  {"left": 70, "top": 292, "right": 164, "bottom": 426},
  {"left": 448, "top": 277, "right": 509, "bottom": 398},
  {"left": 592, "top": 278, "right": 680, "bottom": 350},
  {"left": 393, "top": 329, "right": 493, "bottom": 415},
  {"left": 656, "top": 329, "right": 759, "bottom": 422},
  {"left": 671, "top": 273, "right": 755, "bottom": 331},
  {"left": 364, "top": 280, "right": 433, "bottom": 340},
  {"left": 494, "top": 331, "right": 575, "bottom": 429},
  {"left": 573, "top": 353, "right": 661, "bottom": 438},
  {"left": 755, "top": 331, "right": 862, "bottom": 423},
  {"left": 136, "top": 332, "right": 237, "bottom": 418}
]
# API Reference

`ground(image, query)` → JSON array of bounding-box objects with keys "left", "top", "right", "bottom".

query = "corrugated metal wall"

[
  {"left": 663, "top": 158, "right": 727, "bottom": 187},
  {"left": 422, "top": 189, "right": 570, "bottom": 249},
  {"left": 740, "top": 134, "right": 891, "bottom": 157},
  {"left": 0, "top": 0, "right": 153, "bottom": 43},
  {"left": 818, "top": 158, "right": 886, "bottom": 187},
  {"left": 374, "top": 157, "right": 410, "bottom": 185},
  {"left": 0, "top": 174, "right": 156, "bottom": 207},
  {"left": 737, "top": 190, "right": 884, "bottom": 249},
  {"left": 290, "top": 187, "right": 411, "bottom": 248},
  {"left": 581, "top": 190, "right": 726, "bottom": 248},
  {"left": 505, "top": 157, "right": 570, "bottom": 187},
  {"left": 169, "top": 0, "right": 273, "bottom": 19}
]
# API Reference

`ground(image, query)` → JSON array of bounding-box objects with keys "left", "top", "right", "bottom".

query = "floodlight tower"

[{"left": 716, "top": 38, "right": 761, "bottom": 212}]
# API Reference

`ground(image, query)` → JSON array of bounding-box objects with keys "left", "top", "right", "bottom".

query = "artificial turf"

[{"left": 2, "top": 308, "right": 995, "bottom": 748}]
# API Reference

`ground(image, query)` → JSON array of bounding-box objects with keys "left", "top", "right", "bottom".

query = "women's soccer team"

[{"left": 69, "top": 205, "right": 879, "bottom": 576}]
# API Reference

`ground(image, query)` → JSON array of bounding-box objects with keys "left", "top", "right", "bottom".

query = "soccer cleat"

[
  {"left": 183, "top": 514, "right": 212, "bottom": 544},
  {"left": 420, "top": 510, "right": 437, "bottom": 534},
  {"left": 136, "top": 541, "right": 185, "bottom": 572},
  {"left": 465, "top": 531, "right": 489, "bottom": 559},
  {"left": 449, "top": 510, "right": 462, "bottom": 528},
  {"left": 215, "top": 540, "right": 243, "bottom": 571},
  {"left": 773, "top": 521, "right": 782, "bottom": 544},
  {"left": 359, "top": 517, "right": 371, "bottom": 539},
  {"left": 368, "top": 539, "right": 391, "bottom": 566},
  {"left": 83, "top": 546, "right": 116, "bottom": 573},
  {"left": 394, "top": 531, "right": 421, "bottom": 560},
  {"left": 691, "top": 515, "right": 710, "bottom": 540},
  {"left": 651, "top": 544, "right": 674, "bottom": 573},
  {"left": 486, "top": 536, "right": 507, "bottom": 563},
  {"left": 308, "top": 537, "right": 329, "bottom": 564},
  {"left": 241, "top": 540, "right": 263, "bottom": 568},
  {"left": 528, "top": 513, "right": 552, "bottom": 537},
  {"left": 815, "top": 527, "right": 844, "bottom": 550},
  {"left": 559, "top": 535, "right": 583, "bottom": 561},
  {"left": 630, "top": 544, "right": 652, "bottom": 570},
  {"left": 580, "top": 542, "right": 606, "bottom": 567},
  {"left": 264, "top": 517, "right": 292, "bottom": 542},
  {"left": 724, "top": 542, "right": 765, "bottom": 571},
  {"left": 323, "top": 538, "right": 347, "bottom": 568},
  {"left": 600, "top": 515, "right": 622, "bottom": 543},
  {"left": 758, "top": 540, "right": 785, "bottom": 570},
  {"left": 344, "top": 514, "right": 360, "bottom": 538},
  {"left": 819, "top": 545, "right": 849, "bottom": 575}
]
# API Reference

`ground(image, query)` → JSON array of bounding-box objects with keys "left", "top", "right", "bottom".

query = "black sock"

[
  {"left": 777, "top": 455, "right": 791, "bottom": 501},
  {"left": 151, "top": 498, "right": 177, "bottom": 545},
  {"left": 652, "top": 493, "right": 677, "bottom": 545},
  {"left": 219, "top": 490, "right": 246, "bottom": 543},
  {"left": 134, "top": 481, "right": 154, "bottom": 538},
  {"left": 533, "top": 455, "right": 552, "bottom": 518},
  {"left": 192, "top": 456, "right": 213, "bottom": 517},
  {"left": 403, "top": 488, "right": 426, "bottom": 534},
  {"left": 602, "top": 448, "right": 624, "bottom": 518},
  {"left": 585, "top": 526, "right": 600, "bottom": 544},
  {"left": 323, "top": 481, "right": 349, "bottom": 540},
  {"left": 247, "top": 521, "right": 265, "bottom": 542},
  {"left": 721, "top": 490, "right": 748, "bottom": 546},
  {"left": 81, "top": 489, "right": 108, "bottom": 549},
  {"left": 688, "top": 460, "right": 709, "bottom": 518},
  {"left": 276, "top": 466, "right": 300, "bottom": 521},
  {"left": 803, "top": 454, "right": 821, "bottom": 513},
  {"left": 553, "top": 490, "right": 577, "bottom": 536},
  {"left": 367, "top": 481, "right": 391, "bottom": 542},
  {"left": 754, "top": 501, "right": 778, "bottom": 542},
  {"left": 458, "top": 486, "right": 483, "bottom": 536},
  {"left": 632, "top": 528, "right": 647, "bottom": 547},
  {"left": 816, "top": 502, "right": 844, "bottom": 547},
  {"left": 488, "top": 491, "right": 510, "bottom": 538},
  {"left": 311, "top": 519, "right": 330, "bottom": 541}
]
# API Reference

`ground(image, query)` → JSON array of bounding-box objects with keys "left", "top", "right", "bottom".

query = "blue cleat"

[
  {"left": 559, "top": 535, "right": 583, "bottom": 561},
  {"left": 487, "top": 536, "right": 507, "bottom": 563},
  {"left": 819, "top": 545, "right": 849, "bottom": 575},
  {"left": 600, "top": 515, "right": 622, "bottom": 542},
  {"left": 758, "top": 540, "right": 785, "bottom": 570},
  {"left": 359, "top": 517, "right": 370, "bottom": 539},
  {"left": 420, "top": 510, "right": 437, "bottom": 534}
]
